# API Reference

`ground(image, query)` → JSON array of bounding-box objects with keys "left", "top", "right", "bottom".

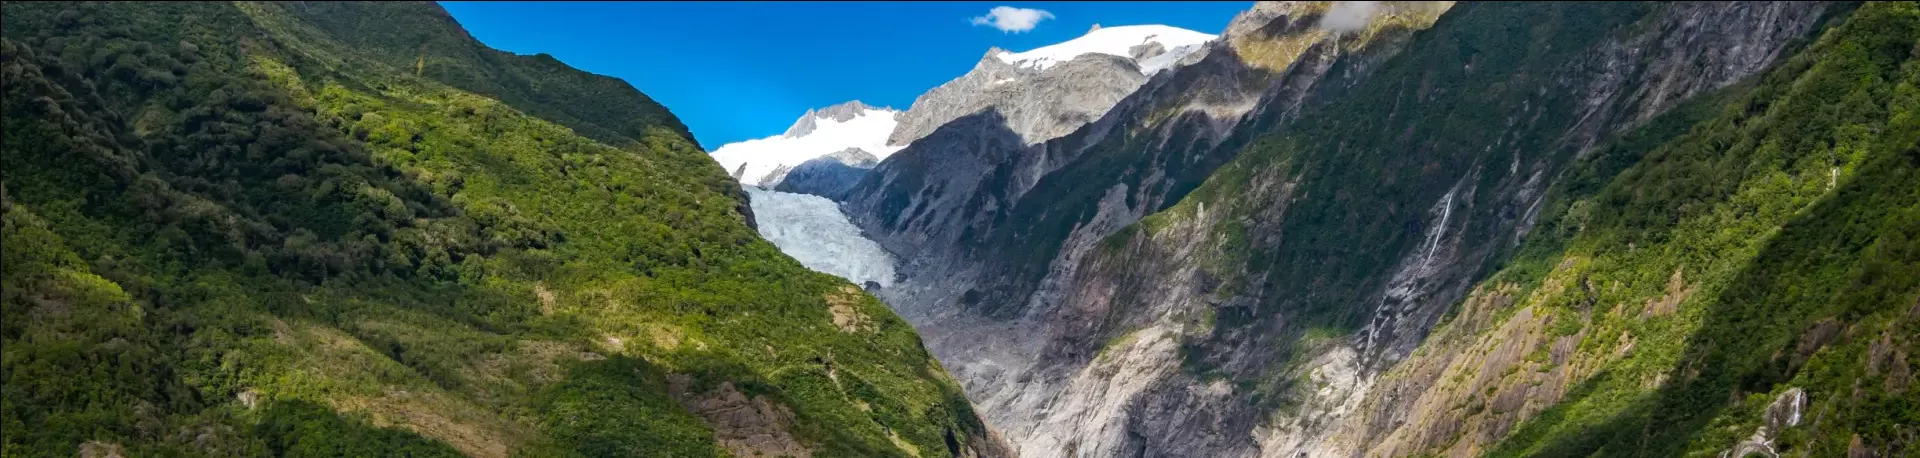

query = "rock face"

[
  {"left": 1024, "top": 2, "right": 1834, "bottom": 458},
  {"left": 773, "top": 147, "right": 880, "bottom": 198},
  {"left": 837, "top": 1, "right": 1844, "bottom": 457},
  {"left": 840, "top": 2, "right": 1455, "bottom": 455},
  {"left": 719, "top": 27, "right": 1214, "bottom": 197},
  {"left": 785, "top": 100, "right": 880, "bottom": 137},
  {"left": 1721, "top": 387, "right": 1807, "bottom": 458},
  {"left": 885, "top": 25, "right": 1216, "bottom": 147},
  {"left": 885, "top": 51, "right": 1147, "bottom": 148},
  {"left": 668, "top": 375, "right": 814, "bottom": 458}
]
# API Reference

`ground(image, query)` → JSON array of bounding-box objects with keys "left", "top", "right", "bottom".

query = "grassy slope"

[
  {"left": 265, "top": 1, "right": 696, "bottom": 150},
  {"left": 0, "top": 2, "right": 984, "bottom": 457}
]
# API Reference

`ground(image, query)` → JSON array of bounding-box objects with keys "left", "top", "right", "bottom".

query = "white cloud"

[
  {"left": 1317, "top": 1, "right": 1380, "bottom": 32},
  {"left": 970, "top": 6, "right": 1055, "bottom": 33}
]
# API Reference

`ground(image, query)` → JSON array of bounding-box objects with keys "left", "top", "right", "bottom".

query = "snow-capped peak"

[
  {"left": 711, "top": 101, "right": 905, "bottom": 186},
  {"left": 785, "top": 100, "right": 884, "bottom": 137},
  {"left": 993, "top": 24, "right": 1216, "bottom": 75}
]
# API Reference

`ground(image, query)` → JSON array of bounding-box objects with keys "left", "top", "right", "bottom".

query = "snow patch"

[
  {"left": 711, "top": 107, "right": 904, "bottom": 186},
  {"left": 993, "top": 24, "right": 1215, "bottom": 74},
  {"left": 1136, "top": 43, "right": 1207, "bottom": 76},
  {"left": 744, "top": 187, "right": 897, "bottom": 288}
]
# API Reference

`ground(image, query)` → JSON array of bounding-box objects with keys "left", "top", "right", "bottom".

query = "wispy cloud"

[
  {"left": 970, "top": 6, "right": 1055, "bottom": 33},
  {"left": 1317, "top": 1, "right": 1380, "bottom": 32}
]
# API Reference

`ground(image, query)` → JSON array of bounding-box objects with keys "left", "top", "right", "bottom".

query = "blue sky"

[{"left": 439, "top": 2, "right": 1252, "bottom": 149}]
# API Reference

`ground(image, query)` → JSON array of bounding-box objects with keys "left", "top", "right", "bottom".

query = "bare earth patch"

[
  {"left": 826, "top": 285, "right": 875, "bottom": 333},
  {"left": 78, "top": 441, "right": 126, "bottom": 458},
  {"left": 277, "top": 320, "right": 528, "bottom": 458},
  {"left": 667, "top": 374, "right": 814, "bottom": 458},
  {"left": 471, "top": 339, "right": 603, "bottom": 389},
  {"left": 335, "top": 389, "right": 518, "bottom": 458},
  {"left": 533, "top": 282, "right": 558, "bottom": 316},
  {"left": 1642, "top": 268, "right": 1695, "bottom": 317}
]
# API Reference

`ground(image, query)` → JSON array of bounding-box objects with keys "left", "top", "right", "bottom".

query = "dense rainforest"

[{"left": 0, "top": 1, "right": 997, "bottom": 457}]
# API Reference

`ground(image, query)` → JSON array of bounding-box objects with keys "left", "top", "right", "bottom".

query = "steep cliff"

[
  {"left": 1325, "top": 3, "right": 1918, "bottom": 456},
  {"left": 1031, "top": 1, "right": 1902, "bottom": 457},
  {"left": 829, "top": 1, "right": 1906, "bottom": 456},
  {"left": 839, "top": 2, "right": 1456, "bottom": 455},
  {"left": 774, "top": 147, "right": 883, "bottom": 199}
]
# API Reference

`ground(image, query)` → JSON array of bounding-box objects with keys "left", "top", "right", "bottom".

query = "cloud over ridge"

[
  {"left": 971, "top": 6, "right": 1055, "bottom": 33},
  {"left": 1317, "top": 1, "right": 1380, "bottom": 32}
]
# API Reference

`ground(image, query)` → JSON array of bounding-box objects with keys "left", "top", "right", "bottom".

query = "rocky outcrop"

[
  {"left": 886, "top": 51, "right": 1150, "bottom": 147},
  {"left": 1720, "top": 388, "right": 1807, "bottom": 458},
  {"left": 753, "top": 164, "right": 794, "bottom": 188},
  {"left": 879, "top": 25, "right": 1214, "bottom": 150},
  {"left": 774, "top": 147, "right": 880, "bottom": 198},
  {"left": 785, "top": 100, "right": 886, "bottom": 137},
  {"left": 668, "top": 375, "right": 813, "bottom": 458}
]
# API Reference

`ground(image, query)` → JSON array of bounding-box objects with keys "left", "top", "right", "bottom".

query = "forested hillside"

[{"left": 0, "top": 2, "right": 1000, "bottom": 457}]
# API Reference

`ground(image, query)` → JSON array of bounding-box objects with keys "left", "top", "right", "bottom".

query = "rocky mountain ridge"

[
  {"left": 838, "top": 2, "right": 1458, "bottom": 455},
  {"left": 773, "top": 147, "right": 883, "bottom": 198},
  {"left": 711, "top": 100, "right": 903, "bottom": 188},
  {"left": 1048, "top": 3, "right": 1851, "bottom": 456},
  {"left": 884, "top": 25, "right": 1216, "bottom": 149},
  {"left": 818, "top": 1, "right": 1914, "bottom": 457}
]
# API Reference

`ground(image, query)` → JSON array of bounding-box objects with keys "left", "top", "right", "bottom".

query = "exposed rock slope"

[
  {"left": 1010, "top": 2, "right": 1863, "bottom": 457},
  {"left": 836, "top": 1, "right": 1891, "bottom": 457},
  {"left": 887, "top": 25, "right": 1217, "bottom": 148},
  {"left": 774, "top": 147, "right": 881, "bottom": 199},
  {"left": 840, "top": 2, "right": 1456, "bottom": 455}
]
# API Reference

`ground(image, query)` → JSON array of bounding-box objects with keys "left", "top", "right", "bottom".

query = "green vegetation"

[
  {"left": 534, "top": 358, "right": 727, "bottom": 457},
  {"left": 1478, "top": 2, "right": 1920, "bottom": 455},
  {"left": 0, "top": 1, "right": 987, "bottom": 457},
  {"left": 257, "top": 2, "right": 694, "bottom": 149},
  {"left": 256, "top": 401, "right": 465, "bottom": 458}
]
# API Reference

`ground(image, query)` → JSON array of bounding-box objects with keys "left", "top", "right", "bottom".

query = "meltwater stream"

[{"left": 742, "top": 186, "right": 898, "bottom": 288}]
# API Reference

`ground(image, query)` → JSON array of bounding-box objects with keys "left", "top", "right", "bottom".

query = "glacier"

[{"left": 744, "top": 186, "right": 897, "bottom": 288}]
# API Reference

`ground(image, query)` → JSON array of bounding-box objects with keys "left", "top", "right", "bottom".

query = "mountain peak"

[
  {"left": 816, "top": 100, "right": 875, "bottom": 122},
  {"left": 982, "top": 46, "right": 1010, "bottom": 61},
  {"left": 715, "top": 100, "right": 905, "bottom": 187},
  {"left": 784, "top": 100, "right": 890, "bottom": 137}
]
